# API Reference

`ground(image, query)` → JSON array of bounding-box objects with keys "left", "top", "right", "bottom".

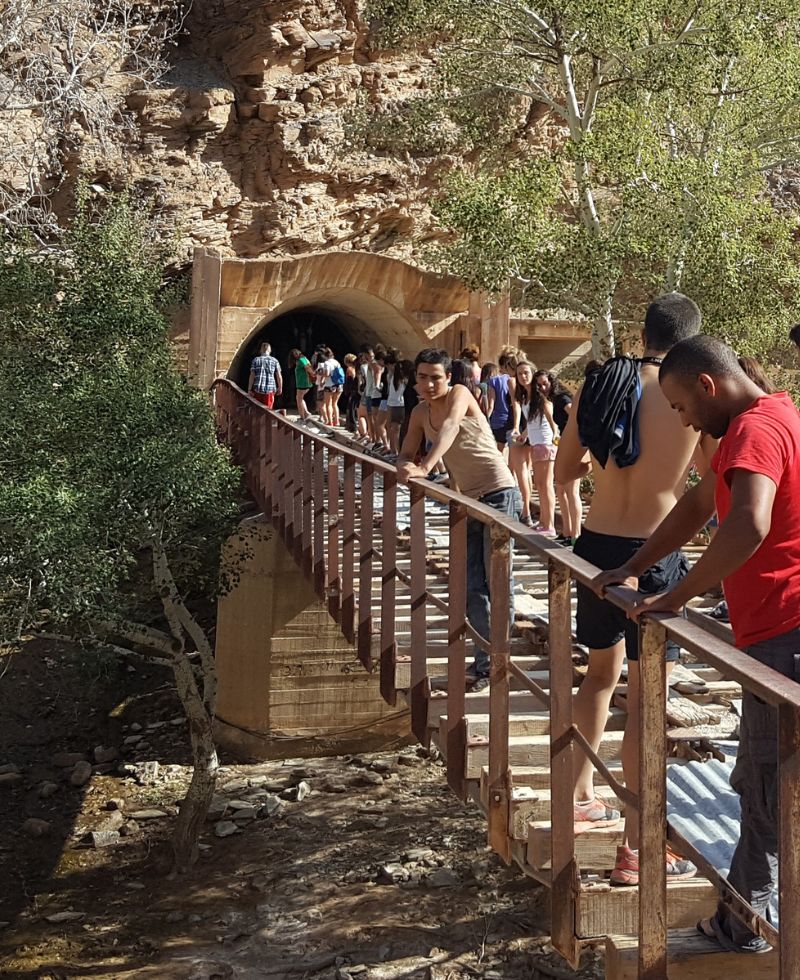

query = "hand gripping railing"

[{"left": 213, "top": 380, "right": 800, "bottom": 979}]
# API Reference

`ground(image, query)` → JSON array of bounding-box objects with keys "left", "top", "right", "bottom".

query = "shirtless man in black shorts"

[{"left": 554, "top": 292, "right": 704, "bottom": 886}]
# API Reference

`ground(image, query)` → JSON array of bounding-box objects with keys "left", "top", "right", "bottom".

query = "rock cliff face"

[{"left": 93, "top": 0, "right": 451, "bottom": 262}]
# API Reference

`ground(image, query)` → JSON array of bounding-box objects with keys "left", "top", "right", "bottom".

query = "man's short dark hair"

[
  {"left": 359, "top": 343, "right": 374, "bottom": 355},
  {"left": 643, "top": 292, "right": 702, "bottom": 351},
  {"left": 789, "top": 324, "right": 800, "bottom": 348},
  {"left": 415, "top": 348, "right": 452, "bottom": 373},
  {"left": 659, "top": 335, "right": 743, "bottom": 384}
]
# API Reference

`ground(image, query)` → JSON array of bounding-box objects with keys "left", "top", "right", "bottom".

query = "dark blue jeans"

[{"left": 466, "top": 487, "right": 522, "bottom": 678}]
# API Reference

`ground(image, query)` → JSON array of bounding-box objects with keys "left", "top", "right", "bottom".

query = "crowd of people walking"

[{"left": 250, "top": 338, "right": 579, "bottom": 543}]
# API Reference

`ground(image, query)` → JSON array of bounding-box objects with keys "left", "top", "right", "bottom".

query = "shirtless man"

[
  {"left": 397, "top": 348, "right": 520, "bottom": 690},
  {"left": 554, "top": 292, "right": 702, "bottom": 886}
]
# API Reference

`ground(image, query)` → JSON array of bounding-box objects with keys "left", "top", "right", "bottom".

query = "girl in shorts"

[
  {"left": 288, "top": 348, "right": 315, "bottom": 420},
  {"left": 510, "top": 360, "right": 558, "bottom": 534},
  {"left": 319, "top": 346, "right": 344, "bottom": 427},
  {"left": 386, "top": 358, "right": 412, "bottom": 453}
]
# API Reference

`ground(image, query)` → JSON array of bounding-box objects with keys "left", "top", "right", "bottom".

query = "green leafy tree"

[
  {"left": 0, "top": 194, "right": 241, "bottom": 872},
  {"left": 366, "top": 0, "right": 800, "bottom": 360}
]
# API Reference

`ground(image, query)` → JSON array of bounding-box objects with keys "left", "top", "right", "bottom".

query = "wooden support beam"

[{"left": 577, "top": 879, "right": 717, "bottom": 939}]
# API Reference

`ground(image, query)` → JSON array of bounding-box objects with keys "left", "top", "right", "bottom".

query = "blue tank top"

[{"left": 488, "top": 374, "right": 511, "bottom": 427}]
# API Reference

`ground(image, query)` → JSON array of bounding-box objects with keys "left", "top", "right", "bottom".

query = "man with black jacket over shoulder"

[{"left": 554, "top": 292, "right": 704, "bottom": 886}]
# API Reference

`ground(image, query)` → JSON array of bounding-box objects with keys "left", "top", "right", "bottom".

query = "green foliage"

[
  {"left": 367, "top": 0, "right": 800, "bottom": 363},
  {"left": 0, "top": 194, "right": 240, "bottom": 641}
]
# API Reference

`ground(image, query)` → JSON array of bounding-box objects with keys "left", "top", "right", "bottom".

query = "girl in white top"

[
  {"left": 509, "top": 359, "right": 559, "bottom": 534},
  {"left": 386, "top": 359, "right": 411, "bottom": 454},
  {"left": 318, "top": 346, "right": 343, "bottom": 427}
]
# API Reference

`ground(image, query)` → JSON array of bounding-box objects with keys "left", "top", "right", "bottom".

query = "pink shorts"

[{"left": 530, "top": 443, "right": 557, "bottom": 462}]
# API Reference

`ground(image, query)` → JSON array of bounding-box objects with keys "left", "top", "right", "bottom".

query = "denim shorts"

[{"left": 574, "top": 528, "right": 688, "bottom": 661}]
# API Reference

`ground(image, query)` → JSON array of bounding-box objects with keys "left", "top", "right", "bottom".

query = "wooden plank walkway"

[{"left": 215, "top": 386, "right": 797, "bottom": 980}]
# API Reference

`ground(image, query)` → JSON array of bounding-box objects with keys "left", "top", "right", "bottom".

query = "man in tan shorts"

[{"left": 554, "top": 293, "right": 703, "bottom": 886}]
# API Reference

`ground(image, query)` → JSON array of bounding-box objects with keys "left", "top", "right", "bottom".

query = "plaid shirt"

[{"left": 251, "top": 354, "right": 280, "bottom": 393}]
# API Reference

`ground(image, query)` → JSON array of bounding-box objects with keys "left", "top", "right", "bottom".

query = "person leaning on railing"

[
  {"left": 396, "top": 348, "right": 522, "bottom": 693},
  {"left": 596, "top": 334, "right": 800, "bottom": 955}
]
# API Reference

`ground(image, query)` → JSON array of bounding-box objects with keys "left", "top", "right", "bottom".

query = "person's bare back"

[{"left": 583, "top": 363, "right": 699, "bottom": 538}]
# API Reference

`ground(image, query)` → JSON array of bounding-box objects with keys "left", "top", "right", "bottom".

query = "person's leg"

[
  {"left": 573, "top": 641, "right": 626, "bottom": 803},
  {"left": 357, "top": 399, "right": 368, "bottom": 437},
  {"left": 567, "top": 478, "right": 583, "bottom": 538},
  {"left": 387, "top": 420, "right": 399, "bottom": 454},
  {"left": 295, "top": 388, "right": 308, "bottom": 419},
  {"left": 332, "top": 389, "right": 341, "bottom": 426},
  {"left": 509, "top": 443, "right": 532, "bottom": 521},
  {"left": 532, "top": 458, "right": 555, "bottom": 530}
]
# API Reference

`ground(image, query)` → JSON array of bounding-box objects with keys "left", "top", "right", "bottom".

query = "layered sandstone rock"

[{"left": 81, "top": 0, "right": 452, "bottom": 262}]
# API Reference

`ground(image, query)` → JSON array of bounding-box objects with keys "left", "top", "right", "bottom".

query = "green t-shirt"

[{"left": 295, "top": 356, "right": 312, "bottom": 389}]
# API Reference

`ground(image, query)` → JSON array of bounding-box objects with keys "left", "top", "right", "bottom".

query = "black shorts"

[
  {"left": 491, "top": 422, "right": 511, "bottom": 443},
  {"left": 573, "top": 528, "right": 688, "bottom": 661}
]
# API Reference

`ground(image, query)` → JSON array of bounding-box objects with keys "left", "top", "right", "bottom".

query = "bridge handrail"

[{"left": 213, "top": 377, "right": 800, "bottom": 976}]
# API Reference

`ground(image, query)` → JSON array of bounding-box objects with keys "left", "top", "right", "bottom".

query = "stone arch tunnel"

[{"left": 187, "top": 248, "right": 592, "bottom": 389}]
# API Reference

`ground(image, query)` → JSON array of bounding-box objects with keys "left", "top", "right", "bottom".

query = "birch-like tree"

[
  {"left": 366, "top": 0, "right": 800, "bottom": 359},
  {"left": 0, "top": 0, "right": 187, "bottom": 239},
  {"left": 0, "top": 194, "right": 240, "bottom": 872}
]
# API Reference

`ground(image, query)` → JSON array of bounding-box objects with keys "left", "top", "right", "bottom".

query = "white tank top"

[
  {"left": 387, "top": 380, "right": 406, "bottom": 408},
  {"left": 522, "top": 402, "right": 554, "bottom": 446}
]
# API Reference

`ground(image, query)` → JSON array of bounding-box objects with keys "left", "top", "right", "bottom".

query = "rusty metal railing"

[{"left": 214, "top": 379, "right": 800, "bottom": 979}]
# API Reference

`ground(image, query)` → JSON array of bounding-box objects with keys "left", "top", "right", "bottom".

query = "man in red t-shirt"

[{"left": 594, "top": 335, "right": 800, "bottom": 954}]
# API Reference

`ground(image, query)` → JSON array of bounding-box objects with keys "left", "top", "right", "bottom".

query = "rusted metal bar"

[
  {"left": 301, "top": 432, "right": 313, "bottom": 577},
  {"left": 379, "top": 472, "right": 398, "bottom": 706},
  {"left": 291, "top": 428, "right": 303, "bottom": 562},
  {"left": 274, "top": 420, "right": 288, "bottom": 537},
  {"left": 666, "top": 824, "right": 780, "bottom": 948},
  {"left": 313, "top": 440, "right": 325, "bottom": 598},
  {"left": 779, "top": 702, "right": 800, "bottom": 975},
  {"left": 327, "top": 453, "right": 341, "bottom": 624},
  {"left": 568, "top": 724, "right": 637, "bottom": 810},
  {"left": 259, "top": 413, "right": 270, "bottom": 516},
  {"left": 341, "top": 454, "right": 356, "bottom": 645},
  {"left": 638, "top": 620, "right": 668, "bottom": 980},
  {"left": 358, "top": 462, "right": 375, "bottom": 671},
  {"left": 487, "top": 523, "right": 512, "bottom": 865},
  {"left": 548, "top": 562, "right": 580, "bottom": 969},
  {"left": 263, "top": 411, "right": 273, "bottom": 517},
  {"left": 508, "top": 660, "right": 550, "bottom": 708},
  {"left": 446, "top": 502, "right": 468, "bottom": 800},
  {"left": 409, "top": 483, "right": 429, "bottom": 744}
]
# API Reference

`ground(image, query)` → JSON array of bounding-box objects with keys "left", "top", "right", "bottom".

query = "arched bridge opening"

[{"left": 231, "top": 307, "right": 357, "bottom": 405}]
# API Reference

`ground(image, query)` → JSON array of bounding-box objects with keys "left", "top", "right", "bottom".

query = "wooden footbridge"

[{"left": 214, "top": 380, "right": 800, "bottom": 980}]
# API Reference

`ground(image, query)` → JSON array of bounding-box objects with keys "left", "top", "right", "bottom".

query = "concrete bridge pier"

[{"left": 214, "top": 516, "right": 410, "bottom": 760}]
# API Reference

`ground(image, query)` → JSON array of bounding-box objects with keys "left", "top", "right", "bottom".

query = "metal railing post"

[
  {"left": 313, "top": 440, "right": 326, "bottom": 597},
  {"left": 409, "top": 482, "right": 429, "bottom": 743},
  {"left": 487, "top": 522, "right": 511, "bottom": 864},
  {"left": 327, "top": 453, "right": 341, "bottom": 623},
  {"left": 548, "top": 562, "right": 580, "bottom": 967},
  {"left": 341, "top": 455, "right": 356, "bottom": 644},
  {"left": 358, "top": 461, "right": 375, "bottom": 671},
  {"left": 638, "top": 619, "right": 668, "bottom": 980},
  {"left": 779, "top": 702, "right": 800, "bottom": 977},
  {"left": 379, "top": 472, "right": 398, "bottom": 705},
  {"left": 446, "top": 502, "right": 468, "bottom": 799}
]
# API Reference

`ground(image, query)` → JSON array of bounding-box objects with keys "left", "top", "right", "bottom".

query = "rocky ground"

[{"left": 0, "top": 640, "right": 605, "bottom": 980}]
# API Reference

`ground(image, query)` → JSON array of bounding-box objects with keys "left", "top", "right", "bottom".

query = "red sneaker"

[{"left": 609, "top": 844, "right": 698, "bottom": 887}]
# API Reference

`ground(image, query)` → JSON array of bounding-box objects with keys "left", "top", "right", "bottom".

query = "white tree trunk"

[
  {"left": 152, "top": 542, "right": 219, "bottom": 874},
  {"left": 170, "top": 654, "right": 218, "bottom": 874},
  {"left": 592, "top": 299, "right": 615, "bottom": 360}
]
